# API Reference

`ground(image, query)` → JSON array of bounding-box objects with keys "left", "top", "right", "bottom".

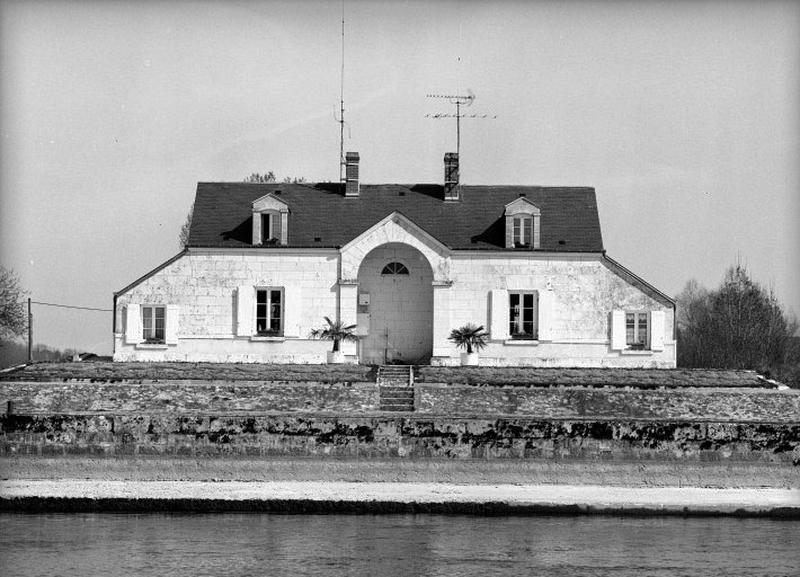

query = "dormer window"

[
  {"left": 504, "top": 197, "right": 541, "bottom": 250},
  {"left": 261, "top": 213, "right": 276, "bottom": 243},
  {"left": 252, "top": 193, "right": 289, "bottom": 245},
  {"left": 512, "top": 216, "right": 533, "bottom": 248}
]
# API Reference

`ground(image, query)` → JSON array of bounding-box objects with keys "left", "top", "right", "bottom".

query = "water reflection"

[{"left": 1, "top": 514, "right": 797, "bottom": 577}]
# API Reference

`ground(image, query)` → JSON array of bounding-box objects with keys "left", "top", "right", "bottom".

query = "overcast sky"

[{"left": 1, "top": 0, "right": 798, "bottom": 354}]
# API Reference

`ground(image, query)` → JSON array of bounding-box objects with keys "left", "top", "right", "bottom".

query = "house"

[{"left": 113, "top": 152, "right": 676, "bottom": 367}]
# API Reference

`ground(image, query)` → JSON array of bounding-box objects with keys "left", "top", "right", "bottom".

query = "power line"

[{"left": 27, "top": 300, "right": 112, "bottom": 312}]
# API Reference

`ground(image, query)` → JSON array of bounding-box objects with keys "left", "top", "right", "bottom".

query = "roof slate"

[{"left": 188, "top": 182, "right": 604, "bottom": 251}]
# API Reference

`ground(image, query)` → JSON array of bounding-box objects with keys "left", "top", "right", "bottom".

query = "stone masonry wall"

[
  {"left": 114, "top": 249, "right": 350, "bottom": 363},
  {"left": 2, "top": 414, "right": 798, "bottom": 463},
  {"left": 441, "top": 253, "right": 675, "bottom": 367}
]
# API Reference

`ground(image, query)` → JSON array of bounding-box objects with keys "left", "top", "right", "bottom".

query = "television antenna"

[
  {"left": 334, "top": 0, "right": 348, "bottom": 185},
  {"left": 426, "top": 90, "right": 496, "bottom": 158}
]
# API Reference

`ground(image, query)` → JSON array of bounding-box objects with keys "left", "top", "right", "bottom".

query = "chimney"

[
  {"left": 443, "top": 152, "right": 459, "bottom": 201},
  {"left": 345, "top": 151, "right": 360, "bottom": 197}
]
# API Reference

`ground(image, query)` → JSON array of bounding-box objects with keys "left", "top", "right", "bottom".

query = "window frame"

[
  {"left": 261, "top": 213, "right": 274, "bottom": 244},
  {"left": 625, "top": 311, "right": 650, "bottom": 350},
  {"left": 508, "top": 290, "right": 539, "bottom": 340},
  {"left": 141, "top": 305, "right": 166, "bottom": 344},
  {"left": 512, "top": 216, "right": 534, "bottom": 248},
  {"left": 381, "top": 262, "right": 410, "bottom": 275},
  {"left": 255, "top": 287, "right": 284, "bottom": 336}
]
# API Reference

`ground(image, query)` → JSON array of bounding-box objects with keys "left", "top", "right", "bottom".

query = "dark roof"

[{"left": 188, "top": 182, "right": 604, "bottom": 251}]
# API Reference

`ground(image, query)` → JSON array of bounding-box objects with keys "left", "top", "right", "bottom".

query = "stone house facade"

[{"left": 113, "top": 153, "right": 676, "bottom": 366}]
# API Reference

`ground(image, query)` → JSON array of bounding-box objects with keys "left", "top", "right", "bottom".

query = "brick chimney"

[
  {"left": 345, "top": 151, "right": 360, "bottom": 197},
  {"left": 443, "top": 152, "right": 459, "bottom": 201}
]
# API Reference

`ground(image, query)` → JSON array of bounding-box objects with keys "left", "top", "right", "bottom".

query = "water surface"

[{"left": 1, "top": 513, "right": 798, "bottom": 576}]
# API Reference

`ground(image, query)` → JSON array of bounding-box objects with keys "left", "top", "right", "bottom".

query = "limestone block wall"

[
  {"left": 435, "top": 253, "right": 675, "bottom": 367},
  {"left": 2, "top": 414, "right": 797, "bottom": 463},
  {"left": 114, "top": 249, "right": 349, "bottom": 363}
]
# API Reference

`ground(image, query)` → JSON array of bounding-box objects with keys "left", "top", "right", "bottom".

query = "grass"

[
  {"left": 0, "top": 361, "right": 375, "bottom": 384},
  {"left": 0, "top": 361, "right": 774, "bottom": 388},
  {"left": 415, "top": 366, "right": 769, "bottom": 388}
]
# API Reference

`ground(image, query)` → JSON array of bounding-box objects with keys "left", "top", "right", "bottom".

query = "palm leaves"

[
  {"left": 448, "top": 323, "right": 488, "bottom": 354},
  {"left": 309, "top": 316, "right": 358, "bottom": 352}
]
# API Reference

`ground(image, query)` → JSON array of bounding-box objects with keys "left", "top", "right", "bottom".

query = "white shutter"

[
  {"left": 650, "top": 310, "right": 665, "bottom": 351},
  {"left": 125, "top": 304, "right": 143, "bottom": 344},
  {"left": 165, "top": 305, "right": 180, "bottom": 345},
  {"left": 538, "top": 290, "right": 553, "bottom": 341},
  {"left": 283, "top": 287, "right": 302, "bottom": 337},
  {"left": 489, "top": 289, "right": 509, "bottom": 340},
  {"left": 236, "top": 286, "right": 254, "bottom": 337},
  {"left": 611, "top": 310, "right": 626, "bottom": 350}
]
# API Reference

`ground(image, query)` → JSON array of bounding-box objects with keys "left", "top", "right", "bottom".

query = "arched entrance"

[{"left": 356, "top": 243, "right": 433, "bottom": 364}]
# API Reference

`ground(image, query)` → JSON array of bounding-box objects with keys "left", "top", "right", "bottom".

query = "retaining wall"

[{"left": 2, "top": 414, "right": 798, "bottom": 463}]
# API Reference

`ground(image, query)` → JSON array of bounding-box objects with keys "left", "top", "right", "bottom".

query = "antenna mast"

[
  {"left": 338, "top": 1, "right": 345, "bottom": 184},
  {"left": 426, "top": 91, "right": 495, "bottom": 159}
]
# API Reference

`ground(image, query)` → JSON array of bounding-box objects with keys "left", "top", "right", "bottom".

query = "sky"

[{"left": 0, "top": 0, "right": 798, "bottom": 355}]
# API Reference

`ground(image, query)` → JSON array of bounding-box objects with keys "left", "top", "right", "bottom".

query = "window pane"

[
  {"left": 142, "top": 307, "right": 153, "bottom": 339},
  {"left": 270, "top": 290, "right": 282, "bottom": 331},
  {"left": 523, "top": 293, "right": 534, "bottom": 308},
  {"left": 262, "top": 214, "right": 271, "bottom": 242},
  {"left": 638, "top": 314, "right": 648, "bottom": 344},
  {"left": 509, "top": 293, "right": 522, "bottom": 334},
  {"left": 626, "top": 313, "right": 635, "bottom": 345}
]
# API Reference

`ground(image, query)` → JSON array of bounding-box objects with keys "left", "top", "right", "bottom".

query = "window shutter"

[
  {"left": 611, "top": 310, "right": 626, "bottom": 350},
  {"left": 236, "top": 286, "right": 254, "bottom": 337},
  {"left": 650, "top": 310, "right": 665, "bottom": 351},
  {"left": 125, "top": 304, "right": 143, "bottom": 344},
  {"left": 538, "top": 290, "right": 553, "bottom": 341},
  {"left": 283, "top": 287, "right": 302, "bottom": 337},
  {"left": 165, "top": 305, "right": 180, "bottom": 345},
  {"left": 489, "top": 289, "right": 509, "bottom": 340}
]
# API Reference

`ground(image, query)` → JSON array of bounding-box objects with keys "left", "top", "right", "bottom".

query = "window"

[
  {"left": 509, "top": 291, "right": 538, "bottom": 339},
  {"left": 626, "top": 312, "right": 649, "bottom": 349},
  {"left": 261, "top": 214, "right": 273, "bottom": 243},
  {"left": 256, "top": 289, "right": 283, "bottom": 335},
  {"left": 142, "top": 306, "right": 165, "bottom": 343},
  {"left": 381, "top": 262, "right": 409, "bottom": 275},
  {"left": 513, "top": 216, "right": 533, "bottom": 248}
]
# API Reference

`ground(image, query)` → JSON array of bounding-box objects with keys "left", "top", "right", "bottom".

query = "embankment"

[{"left": 1, "top": 378, "right": 798, "bottom": 515}]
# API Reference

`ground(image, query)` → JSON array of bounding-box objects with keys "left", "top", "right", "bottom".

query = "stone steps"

[{"left": 377, "top": 366, "right": 414, "bottom": 411}]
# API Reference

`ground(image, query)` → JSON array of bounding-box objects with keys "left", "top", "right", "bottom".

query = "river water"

[{"left": 1, "top": 513, "right": 798, "bottom": 576}]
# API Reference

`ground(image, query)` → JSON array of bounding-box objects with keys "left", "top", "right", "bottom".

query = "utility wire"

[{"left": 26, "top": 300, "right": 112, "bottom": 312}]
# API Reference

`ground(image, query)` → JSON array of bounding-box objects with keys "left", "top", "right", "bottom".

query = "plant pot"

[
  {"left": 460, "top": 352, "right": 479, "bottom": 366},
  {"left": 327, "top": 351, "right": 345, "bottom": 364}
]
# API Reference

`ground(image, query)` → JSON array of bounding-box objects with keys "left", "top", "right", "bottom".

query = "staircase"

[{"left": 377, "top": 365, "right": 415, "bottom": 412}]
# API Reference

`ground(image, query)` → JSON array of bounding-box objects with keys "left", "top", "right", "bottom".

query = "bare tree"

[
  {"left": 677, "top": 265, "right": 798, "bottom": 376},
  {"left": 244, "top": 171, "right": 276, "bottom": 183},
  {"left": 178, "top": 203, "right": 193, "bottom": 248},
  {"left": 0, "top": 266, "right": 27, "bottom": 341}
]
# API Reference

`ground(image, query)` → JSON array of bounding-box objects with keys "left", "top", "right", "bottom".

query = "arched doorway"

[{"left": 356, "top": 243, "right": 433, "bottom": 364}]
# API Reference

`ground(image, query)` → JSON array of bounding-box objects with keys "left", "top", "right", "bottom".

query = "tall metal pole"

[
  {"left": 456, "top": 100, "right": 461, "bottom": 158},
  {"left": 339, "top": 1, "right": 345, "bottom": 185},
  {"left": 27, "top": 297, "right": 32, "bottom": 363}
]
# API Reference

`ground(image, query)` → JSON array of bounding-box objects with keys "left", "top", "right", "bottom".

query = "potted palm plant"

[
  {"left": 448, "top": 323, "right": 488, "bottom": 366},
  {"left": 310, "top": 316, "right": 358, "bottom": 364}
]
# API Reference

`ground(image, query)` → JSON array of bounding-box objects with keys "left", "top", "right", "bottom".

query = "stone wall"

[
  {"left": 2, "top": 414, "right": 798, "bottom": 463},
  {"left": 1, "top": 381, "right": 378, "bottom": 415},
  {"left": 3, "top": 381, "right": 798, "bottom": 422},
  {"left": 114, "top": 247, "right": 675, "bottom": 367},
  {"left": 441, "top": 253, "right": 675, "bottom": 367},
  {"left": 416, "top": 384, "right": 800, "bottom": 423}
]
